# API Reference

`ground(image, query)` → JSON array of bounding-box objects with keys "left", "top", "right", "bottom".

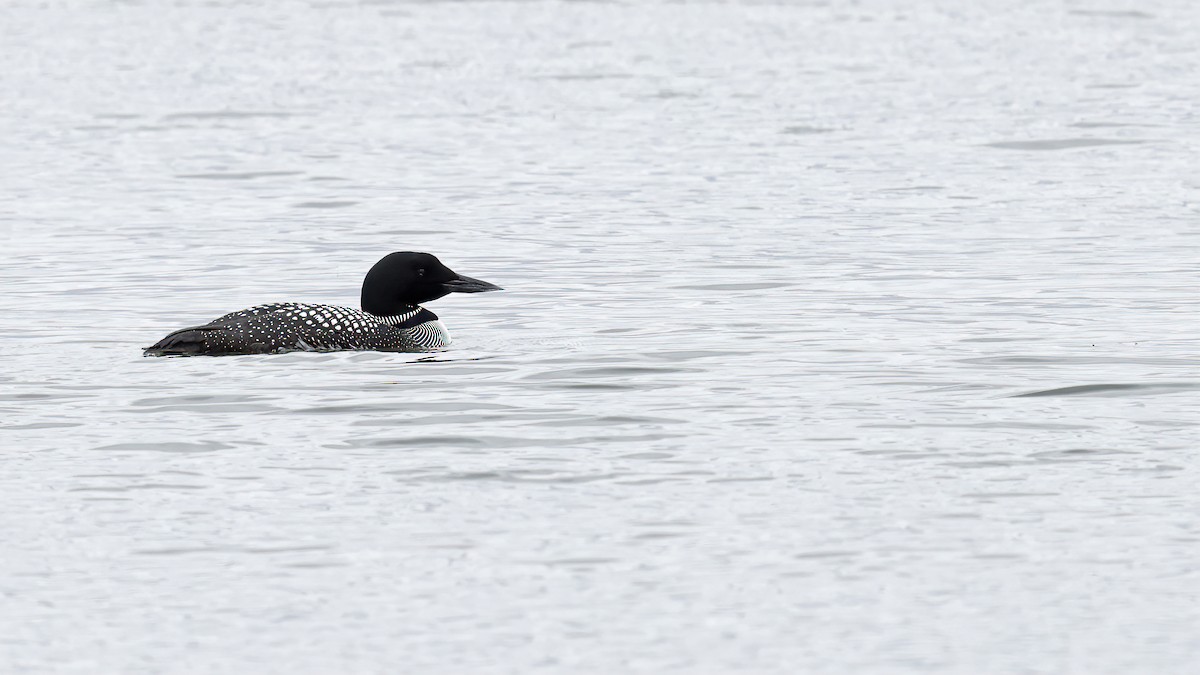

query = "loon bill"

[{"left": 144, "top": 252, "right": 502, "bottom": 357}]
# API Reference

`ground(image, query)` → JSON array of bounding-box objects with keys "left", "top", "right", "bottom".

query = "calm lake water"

[{"left": 3, "top": 0, "right": 1199, "bottom": 672}]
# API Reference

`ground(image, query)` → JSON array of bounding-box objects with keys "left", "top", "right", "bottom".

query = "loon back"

[{"left": 144, "top": 303, "right": 449, "bottom": 356}]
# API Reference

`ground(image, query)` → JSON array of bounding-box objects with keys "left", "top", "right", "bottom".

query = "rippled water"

[{"left": 3, "top": 1, "right": 1200, "bottom": 672}]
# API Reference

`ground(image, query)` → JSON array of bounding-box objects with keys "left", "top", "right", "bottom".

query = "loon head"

[{"left": 360, "top": 251, "right": 502, "bottom": 317}]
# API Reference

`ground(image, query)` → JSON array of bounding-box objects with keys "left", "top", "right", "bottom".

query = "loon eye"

[{"left": 417, "top": 268, "right": 426, "bottom": 277}]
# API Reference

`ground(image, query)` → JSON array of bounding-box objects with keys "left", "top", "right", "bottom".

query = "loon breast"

[{"left": 144, "top": 302, "right": 449, "bottom": 356}]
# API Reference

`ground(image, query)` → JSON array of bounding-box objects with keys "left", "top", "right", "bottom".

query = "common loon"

[{"left": 144, "top": 252, "right": 501, "bottom": 357}]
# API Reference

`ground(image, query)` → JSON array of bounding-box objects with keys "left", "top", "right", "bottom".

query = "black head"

[{"left": 360, "top": 251, "right": 502, "bottom": 316}]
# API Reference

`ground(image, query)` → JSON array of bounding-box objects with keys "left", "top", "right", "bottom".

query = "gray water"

[{"left": 3, "top": 1, "right": 1199, "bottom": 672}]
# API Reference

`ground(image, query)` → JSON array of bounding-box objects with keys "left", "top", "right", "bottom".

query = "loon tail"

[{"left": 143, "top": 325, "right": 218, "bottom": 357}]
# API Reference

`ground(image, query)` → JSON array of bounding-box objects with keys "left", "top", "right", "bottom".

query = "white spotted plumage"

[{"left": 194, "top": 302, "right": 450, "bottom": 354}]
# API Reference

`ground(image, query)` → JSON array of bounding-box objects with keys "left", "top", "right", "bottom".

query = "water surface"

[{"left": 3, "top": 0, "right": 1200, "bottom": 672}]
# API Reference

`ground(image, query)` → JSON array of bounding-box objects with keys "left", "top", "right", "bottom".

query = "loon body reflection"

[{"left": 144, "top": 252, "right": 501, "bottom": 357}]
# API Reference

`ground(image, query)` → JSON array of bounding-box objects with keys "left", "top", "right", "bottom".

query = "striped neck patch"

[{"left": 377, "top": 306, "right": 438, "bottom": 329}]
